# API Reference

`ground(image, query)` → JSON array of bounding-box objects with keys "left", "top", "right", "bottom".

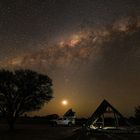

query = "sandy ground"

[
  {"left": 0, "top": 124, "right": 79, "bottom": 140},
  {"left": 0, "top": 124, "right": 140, "bottom": 140}
]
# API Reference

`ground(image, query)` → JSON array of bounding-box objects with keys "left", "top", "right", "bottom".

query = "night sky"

[{"left": 0, "top": 0, "right": 140, "bottom": 117}]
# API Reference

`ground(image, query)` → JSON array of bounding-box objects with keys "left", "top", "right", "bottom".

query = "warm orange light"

[{"left": 62, "top": 100, "right": 68, "bottom": 106}]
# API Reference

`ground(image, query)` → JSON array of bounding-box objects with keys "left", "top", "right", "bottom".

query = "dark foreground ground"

[{"left": 0, "top": 124, "right": 140, "bottom": 140}]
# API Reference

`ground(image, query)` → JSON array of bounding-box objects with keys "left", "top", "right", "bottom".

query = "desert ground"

[
  {"left": 0, "top": 124, "right": 140, "bottom": 140},
  {"left": 0, "top": 124, "right": 78, "bottom": 140}
]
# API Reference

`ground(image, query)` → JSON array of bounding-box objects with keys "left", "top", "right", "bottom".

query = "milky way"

[{"left": 0, "top": 0, "right": 140, "bottom": 117}]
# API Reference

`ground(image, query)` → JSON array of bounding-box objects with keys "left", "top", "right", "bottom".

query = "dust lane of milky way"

[{"left": 0, "top": 0, "right": 140, "bottom": 117}]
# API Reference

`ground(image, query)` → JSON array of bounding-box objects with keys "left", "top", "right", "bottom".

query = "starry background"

[{"left": 0, "top": 0, "right": 140, "bottom": 117}]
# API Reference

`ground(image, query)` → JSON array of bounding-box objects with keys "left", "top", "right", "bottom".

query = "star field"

[{"left": 0, "top": 0, "right": 140, "bottom": 117}]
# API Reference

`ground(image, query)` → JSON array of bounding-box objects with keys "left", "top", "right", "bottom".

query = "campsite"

[{"left": 0, "top": 100, "right": 140, "bottom": 140}]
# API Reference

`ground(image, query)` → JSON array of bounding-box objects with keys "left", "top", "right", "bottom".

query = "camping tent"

[
  {"left": 63, "top": 109, "right": 76, "bottom": 118},
  {"left": 85, "top": 99, "right": 131, "bottom": 130}
]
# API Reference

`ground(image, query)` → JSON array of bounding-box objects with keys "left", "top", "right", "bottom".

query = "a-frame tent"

[{"left": 85, "top": 99, "right": 131, "bottom": 129}]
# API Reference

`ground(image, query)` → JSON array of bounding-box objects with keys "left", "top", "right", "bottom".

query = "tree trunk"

[
  {"left": 9, "top": 122, "right": 14, "bottom": 131},
  {"left": 8, "top": 117, "right": 15, "bottom": 131}
]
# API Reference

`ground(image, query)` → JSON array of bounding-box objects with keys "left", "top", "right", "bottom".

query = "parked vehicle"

[
  {"left": 52, "top": 117, "right": 75, "bottom": 126},
  {"left": 51, "top": 108, "right": 76, "bottom": 126}
]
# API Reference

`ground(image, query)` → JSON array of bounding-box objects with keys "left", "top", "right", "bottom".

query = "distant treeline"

[{"left": 0, "top": 116, "right": 87, "bottom": 126}]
